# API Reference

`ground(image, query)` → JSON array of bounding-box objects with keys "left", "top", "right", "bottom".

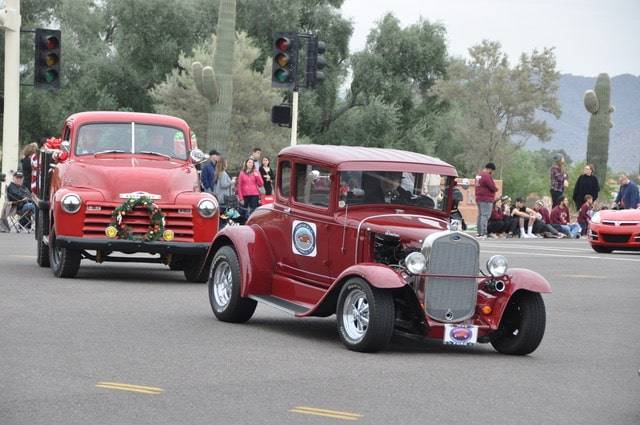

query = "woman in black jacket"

[
  {"left": 572, "top": 164, "right": 600, "bottom": 210},
  {"left": 259, "top": 156, "right": 275, "bottom": 195}
]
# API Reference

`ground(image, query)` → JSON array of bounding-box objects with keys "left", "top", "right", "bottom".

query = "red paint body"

[
  {"left": 207, "top": 145, "right": 551, "bottom": 340},
  {"left": 588, "top": 209, "right": 640, "bottom": 252},
  {"left": 45, "top": 111, "right": 217, "bottom": 258}
]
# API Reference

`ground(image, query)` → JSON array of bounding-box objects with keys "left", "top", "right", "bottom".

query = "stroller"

[{"left": 219, "top": 194, "right": 249, "bottom": 228}]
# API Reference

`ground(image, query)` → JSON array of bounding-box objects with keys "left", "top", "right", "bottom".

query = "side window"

[
  {"left": 279, "top": 160, "right": 291, "bottom": 198},
  {"left": 294, "top": 163, "right": 331, "bottom": 207}
]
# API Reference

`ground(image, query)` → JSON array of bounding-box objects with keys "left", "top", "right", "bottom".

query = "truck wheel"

[
  {"left": 183, "top": 255, "right": 208, "bottom": 283},
  {"left": 49, "top": 228, "right": 81, "bottom": 278},
  {"left": 336, "top": 278, "right": 394, "bottom": 352},
  {"left": 208, "top": 246, "right": 256, "bottom": 323},
  {"left": 592, "top": 245, "right": 612, "bottom": 254},
  {"left": 36, "top": 211, "right": 50, "bottom": 268},
  {"left": 168, "top": 255, "right": 185, "bottom": 271},
  {"left": 490, "top": 291, "right": 546, "bottom": 355}
]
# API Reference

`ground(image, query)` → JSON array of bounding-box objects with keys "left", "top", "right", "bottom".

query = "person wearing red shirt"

[
  {"left": 577, "top": 194, "right": 594, "bottom": 235},
  {"left": 474, "top": 162, "right": 498, "bottom": 239},
  {"left": 236, "top": 158, "right": 264, "bottom": 214},
  {"left": 550, "top": 196, "right": 581, "bottom": 238},
  {"left": 487, "top": 198, "right": 508, "bottom": 237}
]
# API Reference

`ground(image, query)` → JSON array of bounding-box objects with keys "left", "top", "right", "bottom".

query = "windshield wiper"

[
  {"left": 94, "top": 149, "right": 126, "bottom": 156},
  {"left": 139, "top": 151, "right": 172, "bottom": 160}
]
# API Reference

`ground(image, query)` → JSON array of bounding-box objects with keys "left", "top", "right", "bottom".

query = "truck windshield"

[
  {"left": 75, "top": 123, "right": 188, "bottom": 160},
  {"left": 339, "top": 171, "right": 453, "bottom": 212}
]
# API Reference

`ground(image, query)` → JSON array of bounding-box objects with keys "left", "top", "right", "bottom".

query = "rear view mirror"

[
  {"left": 60, "top": 141, "right": 71, "bottom": 152},
  {"left": 190, "top": 149, "right": 207, "bottom": 164}
]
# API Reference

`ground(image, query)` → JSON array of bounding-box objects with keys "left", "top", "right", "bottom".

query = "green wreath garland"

[{"left": 108, "top": 196, "right": 166, "bottom": 241}]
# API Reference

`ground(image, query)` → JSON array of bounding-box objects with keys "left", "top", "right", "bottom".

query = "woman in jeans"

[{"left": 236, "top": 158, "right": 264, "bottom": 214}]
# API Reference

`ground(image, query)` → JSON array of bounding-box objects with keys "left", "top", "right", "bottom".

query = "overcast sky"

[{"left": 340, "top": 0, "right": 640, "bottom": 77}]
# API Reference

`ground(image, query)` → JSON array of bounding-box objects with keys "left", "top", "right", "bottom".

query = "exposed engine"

[{"left": 373, "top": 232, "right": 420, "bottom": 267}]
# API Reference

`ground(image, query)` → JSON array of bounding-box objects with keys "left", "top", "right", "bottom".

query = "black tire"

[
  {"left": 49, "top": 228, "right": 81, "bottom": 278},
  {"left": 490, "top": 291, "right": 546, "bottom": 355},
  {"left": 208, "top": 246, "right": 256, "bottom": 323},
  {"left": 168, "top": 254, "right": 185, "bottom": 271},
  {"left": 183, "top": 255, "right": 209, "bottom": 283},
  {"left": 36, "top": 211, "right": 50, "bottom": 268},
  {"left": 592, "top": 245, "right": 612, "bottom": 254},
  {"left": 336, "top": 278, "right": 395, "bottom": 352}
]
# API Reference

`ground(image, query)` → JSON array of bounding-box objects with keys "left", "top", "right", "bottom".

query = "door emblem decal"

[{"left": 292, "top": 220, "right": 317, "bottom": 257}]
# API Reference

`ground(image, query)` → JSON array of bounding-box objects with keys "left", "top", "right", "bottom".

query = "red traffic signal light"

[
  {"left": 34, "top": 29, "right": 61, "bottom": 89},
  {"left": 272, "top": 32, "right": 299, "bottom": 90}
]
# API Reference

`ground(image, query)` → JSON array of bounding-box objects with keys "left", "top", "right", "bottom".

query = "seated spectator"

[
  {"left": 550, "top": 195, "right": 581, "bottom": 238},
  {"left": 577, "top": 194, "right": 594, "bottom": 236},
  {"left": 487, "top": 198, "right": 509, "bottom": 238},
  {"left": 7, "top": 171, "right": 37, "bottom": 227},
  {"left": 533, "top": 200, "right": 565, "bottom": 238},
  {"left": 510, "top": 197, "right": 539, "bottom": 238}
]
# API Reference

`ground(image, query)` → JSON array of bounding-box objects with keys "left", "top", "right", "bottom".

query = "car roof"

[
  {"left": 279, "top": 145, "right": 457, "bottom": 175},
  {"left": 65, "top": 111, "right": 189, "bottom": 130}
]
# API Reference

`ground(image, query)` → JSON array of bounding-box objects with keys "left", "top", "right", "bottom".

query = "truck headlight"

[
  {"left": 405, "top": 252, "right": 427, "bottom": 274},
  {"left": 197, "top": 198, "right": 217, "bottom": 218},
  {"left": 61, "top": 193, "right": 82, "bottom": 214},
  {"left": 486, "top": 255, "right": 508, "bottom": 277}
]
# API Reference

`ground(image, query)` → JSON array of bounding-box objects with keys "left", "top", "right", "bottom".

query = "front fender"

[
  {"left": 174, "top": 191, "right": 218, "bottom": 242},
  {"left": 52, "top": 188, "right": 105, "bottom": 237},
  {"left": 204, "top": 225, "right": 275, "bottom": 296},
  {"left": 299, "top": 263, "right": 406, "bottom": 317}
]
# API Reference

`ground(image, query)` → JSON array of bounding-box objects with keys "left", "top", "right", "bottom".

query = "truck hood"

[
  {"left": 337, "top": 210, "right": 450, "bottom": 243},
  {"left": 62, "top": 157, "right": 198, "bottom": 203}
]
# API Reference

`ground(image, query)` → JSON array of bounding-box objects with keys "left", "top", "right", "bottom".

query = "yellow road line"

[
  {"left": 290, "top": 406, "right": 362, "bottom": 421},
  {"left": 96, "top": 382, "right": 164, "bottom": 395}
]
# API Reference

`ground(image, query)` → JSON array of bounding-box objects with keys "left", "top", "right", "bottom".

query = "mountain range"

[{"left": 527, "top": 73, "right": 640, "bottom": 173}]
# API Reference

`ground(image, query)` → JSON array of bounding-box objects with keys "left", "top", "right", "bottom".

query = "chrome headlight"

[
  {"left": 591, "top": 211, "right": 601, "bottom": 224},
  {"left": 197, "top": 198, "right": 217, "bottom": 218},
  {"left": 486, "top": 255, "right": 508, "bottom": 277},
  {"left": 61, "top": 193, "right": 82, "bottom": 214},
  {"left": 405, "top": 251, "right": 427, "bottom": 274}
]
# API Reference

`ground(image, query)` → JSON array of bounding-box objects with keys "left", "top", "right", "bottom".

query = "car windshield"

[
  {"left": 339, "top": 171, "right": 453, "bottom": 212},
  {"left": 75, "top": 123, "right": 188, "bottom": 160}
]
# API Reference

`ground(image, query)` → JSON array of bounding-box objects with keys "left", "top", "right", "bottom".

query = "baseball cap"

[
  {"left": 14, "top": 171, "right": 24, "bottom": 178},
  {"left": 552, "top": 153, "right": 563, "bottom": 162},
  {"left": 485, "top": 162, "right": 496, "bottom": 170}
]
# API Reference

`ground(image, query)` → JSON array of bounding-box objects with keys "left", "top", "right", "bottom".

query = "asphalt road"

[{"left": 1, "top": 232, "right": 639, "bottom": 425}]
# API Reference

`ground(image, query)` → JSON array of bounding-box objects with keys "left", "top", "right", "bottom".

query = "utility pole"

[{"left": 0, "top": 0, "right": 21, "bottom": 201}]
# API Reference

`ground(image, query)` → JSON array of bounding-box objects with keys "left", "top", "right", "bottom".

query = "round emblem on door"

[{"left": 292, "top": 221, "right": 316, "bottom": 256}]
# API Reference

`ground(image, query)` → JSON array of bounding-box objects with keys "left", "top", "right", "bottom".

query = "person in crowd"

[
  {"left": 614, "top": 174, "right": 640, "bottom": 209},
  {"left": 550, "top": 195, "right": 581, "bottom": 238},
  {"left": 20, "top": 143, "right": 38, "bottom": 191},
  {"left": 213, "top": 157, "right": 235, "bottom": 206},
  {"left": 533, "top": 200, "right": 565, "bottom": 238},
  {"left": 250, "top": 147, "right": 262, "bottom": 172},
  {"left": 236, "top": 158, "right": 264, "bottom": 213},
  {"left": 577, "top": 194, "right": 594, "bottom": 235},
  {"left": 201, "top": 150, "right": 220, "bottom": 194},
  {"left": 510, "top": 197, "right": 539, "bottom": 238},
  {"left": 549, "top": 153, "right": 568, "bottom": 208},
  {"left": 572, "top": 164, "right": 599, "bottom": 210},
  {"left": 487, "top": 198, "right": 508, "bottom": 238},
  {"left": 450, "top": 188, "right": 467, "bottom": 230},
  {"left": 259, "top": 156, "right": 275, "bottom": 196},
  {"left": 475, "top": 162, "right": 498, "bottom": 239},
  {"left": 7, "top": 171, "right": 37, "bottom": 227}
]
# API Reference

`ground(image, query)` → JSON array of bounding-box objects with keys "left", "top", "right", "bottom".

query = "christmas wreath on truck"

[{"left": 105, "top": 196, "right": 174, "bottom": 242}]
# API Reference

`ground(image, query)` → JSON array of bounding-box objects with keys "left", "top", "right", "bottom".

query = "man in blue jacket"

[
  {"left": 614, "top": 174, "right": 639, "bottom": 209},
  {"left": 201, "top": 150, "right": 220, "bottom": 193}
]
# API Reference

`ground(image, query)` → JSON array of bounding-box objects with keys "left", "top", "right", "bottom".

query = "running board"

[{"left": 249, "top": 295, "right": 311, "bottom": 315}]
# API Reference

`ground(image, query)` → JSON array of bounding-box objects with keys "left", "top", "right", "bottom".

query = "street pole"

[
  {"left": 290, "top": 89, "right": 298, "bottom": 146},
  {"left": 0, "top": 0, "right": 21, "bottom": 201}
]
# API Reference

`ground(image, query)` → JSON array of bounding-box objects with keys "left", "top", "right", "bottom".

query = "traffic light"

[
  {"left": 34, "top": 28, "right": 61, "bottom": 89},
  {"left": 272, "top": 32, "right": 299, "bottom": 90},
  {"left": 305, "top": 37, "right": 326, "bottom": 89},
  {"left": 271, "top": 104, "right": 292, "bottom": 127}
]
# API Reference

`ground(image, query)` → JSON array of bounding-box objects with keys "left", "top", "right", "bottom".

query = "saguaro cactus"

[
  {"left": 584, "top": 73, "right": 614, "bottom": 188},
  {"left": 192, "top": 0, "right": 236, "bottom": 152}
]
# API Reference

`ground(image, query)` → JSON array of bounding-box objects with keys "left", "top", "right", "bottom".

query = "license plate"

[{"left": 443, "top": 324, "right": 478, "bottom": 346}]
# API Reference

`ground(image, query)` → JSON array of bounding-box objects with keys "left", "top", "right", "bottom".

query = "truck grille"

[
  {"left": 423, "top": 232, "right": 479, "bottom": 323},
  {"left": 82, "top": 202, "right": 195, "bottom": 242}
]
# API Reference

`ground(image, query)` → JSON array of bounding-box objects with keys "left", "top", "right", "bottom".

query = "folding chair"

[{"left": 1, "top": 189, "right": 34, "bottom": 233}]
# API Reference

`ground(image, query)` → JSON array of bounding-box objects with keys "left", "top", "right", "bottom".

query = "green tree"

[
  {"left": 150, "top": 33, "right": 289, "bottom": 167},
  {"left": 430, "top": 40, "right": 561, "bottom": 176}
]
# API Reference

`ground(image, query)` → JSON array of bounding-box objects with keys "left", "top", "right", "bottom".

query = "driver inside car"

[{"left": 364, "top": 171, "right": 413, "bottom": 204}]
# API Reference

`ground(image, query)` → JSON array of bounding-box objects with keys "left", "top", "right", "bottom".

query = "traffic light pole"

[
  {"left": 0, "top": 0, "right": 21, "bottom": 201},
  {"left": 290, "top": 89, "right": 299, "bottom": 146}
]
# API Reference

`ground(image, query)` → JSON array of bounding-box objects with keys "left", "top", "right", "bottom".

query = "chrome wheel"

[
  {"left": 213, "top": 260, "right": 232, "bottom": 309},
  {"left": 342, "top": 289, "right": 369, "bottom": 343}
]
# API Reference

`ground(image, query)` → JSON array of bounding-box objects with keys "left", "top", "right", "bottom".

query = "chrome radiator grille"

[{"left": 423, "top": 232, "right": 479, "bottom": 323}]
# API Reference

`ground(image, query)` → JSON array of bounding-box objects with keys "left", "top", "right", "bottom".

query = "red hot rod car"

[
  {"left": 35, "top": 111, "right": 218, "bottom": 281},
  {"left": 204, "top": 145, "right": 551, "bottom": 353}
]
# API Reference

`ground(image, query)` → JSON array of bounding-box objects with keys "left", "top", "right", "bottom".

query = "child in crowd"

[
  {"left": 487, "top": 198, "right": 508, "bottom": 238},
  {"left": 510, "top": 197, "right": 539, "bottom": 238},
  {"left": 577, "top": 194, "right": 594, "bottom": 236},
  {"left": 550, "top": 195, "right": 582, "bottom": 238}
]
